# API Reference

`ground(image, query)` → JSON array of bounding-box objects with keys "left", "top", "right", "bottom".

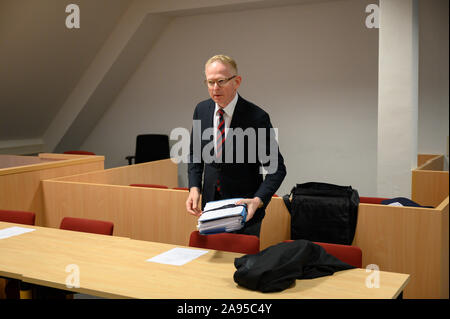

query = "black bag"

[{"left": 283, "top": 182, "right": 359, "bottom": 245}]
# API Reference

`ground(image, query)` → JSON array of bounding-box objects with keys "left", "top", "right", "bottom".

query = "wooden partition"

[
  {"left": 260, "top": 197, "right": 290, "bottom": 249},
  {"left": 48, "top": 157, "right": 178, "bottom": 187},
  {"left": 412, "top": 154, "right": 449, "bottom": 207},
  {"left": 417, "top": 153, "right": 442, "bottom": 167},
  {"left": 43, "top": 182, "right": 195, "bottom": 244},
  {"left": 353, "top": 197, "right": 448, "bottom": 299},
  {"left": 266, "top": 191, "right": 449, "bottom": 299},
  {"left": 353, "top": 154, "right": 449, "bottom": 298},
  {"left": 42, "top": 159, "right": 181, "bottom": 240},
  {"left": 43, "top": 158, "right": 288, "bottom": 246},
  {"left": 262, "top": 193, "right": 448, "bottom": 299},
  {"left": 0, "top": 153, "right": 104, "bottom": 226}
]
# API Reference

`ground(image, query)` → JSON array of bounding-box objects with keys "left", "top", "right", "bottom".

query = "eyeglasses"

[{"left": 204, "top": 75, "right": 236, "bottom": 88}]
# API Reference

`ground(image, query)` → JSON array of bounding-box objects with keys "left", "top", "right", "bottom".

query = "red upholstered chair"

[
  {"left": 359, "top": 197, "right": 390, "bottom": 205},
  {"left": 63, "top": 150, "right": 96, "bottom": 155},
  {"left": 0, "top": 209, "right": 36, "bottom": 299},
  {"left": 173, "top": 187, "right": 189, "bottom": 191},
  {"left": 284, "top": 240, "right": 362, "bottom": 268},
  {"left": 46, "top": 217, "right": 114, "bottom": 299},
  {"left": 0, "top": 209, "right": 35, "bottom": 225},
  {"left": 60, "top": 217, "right": 114, "bottom": 236},
  {"left": 129, "top": 184, "right": 168, "bottom": 189},
  {"left": 314, "top": 241, "right": 362, "bottom": 268},
  {"left": 189, "top": 230, "right": 260, "bottom": 255}
]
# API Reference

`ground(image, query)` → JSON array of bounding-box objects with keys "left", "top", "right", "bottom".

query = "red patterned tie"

[
  {"left": 216, "top": 108, "right": 226, "bottom": 159},
  {"left": 216, "top": 108, "right": 225, "bottom": 192}
]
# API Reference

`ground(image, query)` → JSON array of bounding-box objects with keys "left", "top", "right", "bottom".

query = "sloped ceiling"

[
  {"left": 0, "top": 0, "right": 335, "bottom": 154},
  {"left": 0, "top": 0, "right": 132, "bottom": 148}
]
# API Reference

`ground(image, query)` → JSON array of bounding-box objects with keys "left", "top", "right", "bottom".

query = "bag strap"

[{"left": 282, "top": 186, "right": 296, "bottom": 215}]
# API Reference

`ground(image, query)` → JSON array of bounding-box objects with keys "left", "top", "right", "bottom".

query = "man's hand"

[
  {"left": 236, "top": 197, "right": 263, "bottom": 222},
  {"left": 186, "top": 187, "right": 202, "bottom": 217}
]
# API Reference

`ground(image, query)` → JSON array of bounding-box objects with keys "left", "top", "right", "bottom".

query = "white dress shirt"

[{"left": 214, "top": 92, "right": 238, "bottom": 155}]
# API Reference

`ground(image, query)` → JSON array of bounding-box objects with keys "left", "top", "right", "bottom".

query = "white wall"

[
  {"left": 82, "top": 0, "right": 380, "bottom": 197},
  {"left": 377, "top": 0, "right": 419, "bottom": 199},
  {"left": 418, "top": 0, "right": 449, "bottom": 160}
]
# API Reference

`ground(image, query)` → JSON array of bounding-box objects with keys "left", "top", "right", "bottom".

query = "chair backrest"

[
  {"left": 60, "top": 217, "right": 114, "bottom": 235},
  {"left": 284, "top": 240, "right": 362, "bottom": 268},
  {"left": 189, "top": 230, "right": 260, "bottom": 255},
  {"left": 0, "top": 209, "right": 36, "bottom": 225},
  {"left": 314, "top": 241, "right": 362, "bottom": 268},
  {"left": 172, "top": 187, "right": 189, "bottom": 191},
  {"left": 63, "top": 150, "right": 96, "bottom": 155},
  {"left": 134, "top": 134, "right": 170, "bottom": 164},
  {"left": 130, "top": 184, "right": 168, "bottom": 189},
  {"left": 359, "top": 197, "right": 390, "bottom": 204}
]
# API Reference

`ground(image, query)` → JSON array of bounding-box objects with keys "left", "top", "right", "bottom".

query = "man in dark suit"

[{"left": 186, "top": 55, "right": 286, "bottom": 236}]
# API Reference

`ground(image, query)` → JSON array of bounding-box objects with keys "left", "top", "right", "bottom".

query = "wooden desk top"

[
  {"left": 0, "top": 153, "right": 104, "bottom": 176},
  {"left": 0, "top": 155, "right": 60, "bottom": 170},
  {"left": 0, "top": 222, "right": 409, "bottom": 299}
]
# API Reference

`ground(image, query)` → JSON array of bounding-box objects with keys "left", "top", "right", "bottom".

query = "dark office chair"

[
  {"left": 189, "top": 231, "right": 260, "bottom": 255},
  {"left": 0, "top": 209, "right": 36, "bottom": 299},
  {"left": 284, "top": 240, "right": 362, "bottom": 268},
  {"left": 126, "top": 134, "right": 170, "bottom": 165},
  {"left": 63, "top": 150, "right": 96, "bottom": 155},
  {"left": 60, "top": 217, "right": 114, "bottom": 236}
]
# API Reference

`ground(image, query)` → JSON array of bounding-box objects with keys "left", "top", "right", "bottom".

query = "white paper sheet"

[
  {"left": 146, "top": 247, "right": 209, "bottom": 266},
  {"left": 199, "top": 198, "right": 245, "bottom": 222},
  {"left": 0, "top": 226, "right": 36, "bottom": 240},
  {"left": 203, "top": 198, "right": 242, "bottom": 211},
  {"left": 388, "top": 202, "right": 403, "bottom": 206}
]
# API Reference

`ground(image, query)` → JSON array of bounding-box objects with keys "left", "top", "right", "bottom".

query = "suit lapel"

[
  {"left": 203, "top": 99, "right": 215, "bottom": 148},
  {"left": 229, "top": 94, "right": 245, "bottom": 129},
  {"left": 207, "top": 99, "right": 215, "bottom": 127}
]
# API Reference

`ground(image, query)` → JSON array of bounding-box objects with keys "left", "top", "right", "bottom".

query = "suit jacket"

[
  {"left": 234, "top": 240, "right": 354, "bottom": 292},
  {"left": 188, "top": 95, "right": 287, "bottom": 224}
]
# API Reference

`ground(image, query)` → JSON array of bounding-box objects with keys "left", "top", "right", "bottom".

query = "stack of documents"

[{"left": 197, "top": 198, "right": 247, "bottom": 235}]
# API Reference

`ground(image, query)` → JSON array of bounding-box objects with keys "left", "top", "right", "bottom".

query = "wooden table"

[{"left": 0, "top": 222, "right": 409, "bottom": 299}]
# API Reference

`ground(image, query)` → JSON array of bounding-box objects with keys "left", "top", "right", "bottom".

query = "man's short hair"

[{"left": 205, "top": 55, "right": 238, "bottom": 74}]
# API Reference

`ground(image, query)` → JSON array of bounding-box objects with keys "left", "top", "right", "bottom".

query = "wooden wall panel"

[
  {"left": 42, "top": 181, "right": 196, "bottom": 245},
  {"left": 0, "top": 154, "right": 104, "bottom": 225},
  {"left": 260, "top": 197, "right": 290, "bottom": 250}
]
